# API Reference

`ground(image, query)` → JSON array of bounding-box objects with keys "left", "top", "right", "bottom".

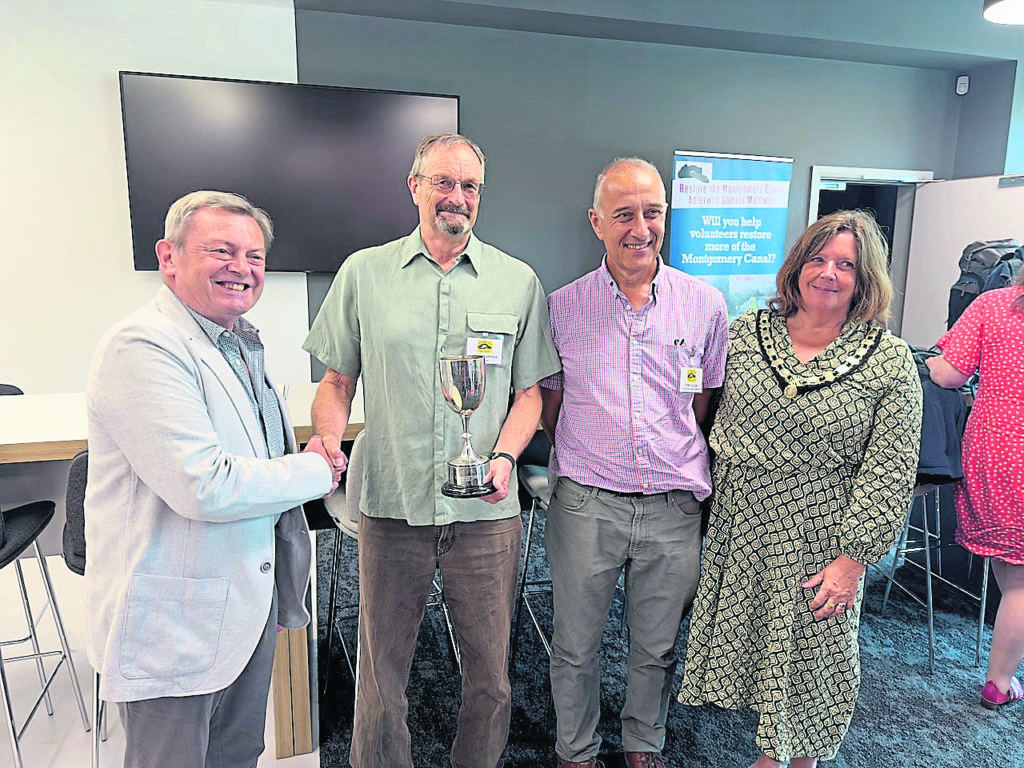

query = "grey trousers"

[
  {"left": 117, "top": 591, "right": 278, "bottom": 768},
  {"left": 349, "top": 514, "right": 522, "bottom": 768},
  {"left": 546, "top": 477, "right": 702, "bottom": 761}
]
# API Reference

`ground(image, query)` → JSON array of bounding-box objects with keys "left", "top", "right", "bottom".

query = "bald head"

[{"left": 592, "top": 157, "right": 664, "bottom": 216}]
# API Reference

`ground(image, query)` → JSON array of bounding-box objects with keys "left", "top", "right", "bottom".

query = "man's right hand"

[
  {"left": 303, "top": 434, "right": 346, "bottom": 496},
  {"left": 320, "top": 433, "right": 348, "bottom": 476}
]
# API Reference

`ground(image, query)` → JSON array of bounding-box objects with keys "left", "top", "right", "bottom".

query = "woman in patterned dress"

[
  {"left": 678, "top": 210, "right": 923, "bottom": 767},
  {"left": 926, "top": 270, "right": 1024, "bottom": 709}
]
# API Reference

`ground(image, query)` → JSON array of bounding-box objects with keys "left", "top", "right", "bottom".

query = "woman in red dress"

[{"left": 927, "top": 270, "right": 1024, "bottom": 709}]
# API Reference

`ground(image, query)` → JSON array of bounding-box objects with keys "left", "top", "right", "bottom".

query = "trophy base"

[{"left": 441, "top": 481, "right": 496, "bottom": 499}]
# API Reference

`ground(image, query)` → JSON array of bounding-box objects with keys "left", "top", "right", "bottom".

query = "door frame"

[{"left": 808, "top": 166, "right": 935, "bottom": 334}]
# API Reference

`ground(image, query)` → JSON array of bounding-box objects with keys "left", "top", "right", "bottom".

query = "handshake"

[{"left": 303, "top": 434, "right": 348, "bottom": 497}]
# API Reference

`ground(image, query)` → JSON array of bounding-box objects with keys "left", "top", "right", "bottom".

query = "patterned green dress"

[{"left": 678, "top": 310, "right": 922, "bottom": 761}]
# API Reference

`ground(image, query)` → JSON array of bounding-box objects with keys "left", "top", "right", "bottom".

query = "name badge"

[
  {"left": 467, "top": 336, "right": 503, "bottom": 365},
  {"left": 679, "top": 366, "right": 704, "bottom": 393}
]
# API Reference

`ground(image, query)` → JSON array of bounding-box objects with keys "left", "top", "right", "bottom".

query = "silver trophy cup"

[{"left": 439, "top": 354, "right": 495, "bottom": 498}]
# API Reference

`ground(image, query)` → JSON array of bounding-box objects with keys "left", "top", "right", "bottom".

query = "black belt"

[{"left": 600, "top": 488, "right": 678, "bottom": 498}]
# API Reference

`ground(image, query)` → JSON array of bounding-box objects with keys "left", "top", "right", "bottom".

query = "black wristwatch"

[{"left": 490, "top": 451, "right": 516, "bottom": 470}]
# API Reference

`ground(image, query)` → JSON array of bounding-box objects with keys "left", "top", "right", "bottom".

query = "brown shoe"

[
  {"left": 624, "top": 752, "right": 666, "bottom": 768},
  {"left": 556, "top": 757, "right": 604, "bottom": 768}
]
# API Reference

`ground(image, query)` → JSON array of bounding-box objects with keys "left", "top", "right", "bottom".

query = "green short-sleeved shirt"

[{"left": 303, "top": 228, "right": 561, "bottom": 525}]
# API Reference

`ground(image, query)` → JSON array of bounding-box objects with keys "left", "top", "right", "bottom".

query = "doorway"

[
  {"left": 817, "top": 183, "right": 898, "bottom": 260},
  {"left": 808, "top": 166, "right": 934, "bottom": 335}
]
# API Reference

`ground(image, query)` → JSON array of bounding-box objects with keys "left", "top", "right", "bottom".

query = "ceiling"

[{"left": 294, "top": 0, "right": 1013, "bottom": 71}]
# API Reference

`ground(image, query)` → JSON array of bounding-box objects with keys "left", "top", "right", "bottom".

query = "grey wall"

[
  {"left": 297, "top": 10, "right": 960, "bottom": 297},
  {"left": 955, "top": 59, "right": 1017, "bottom": 179}
]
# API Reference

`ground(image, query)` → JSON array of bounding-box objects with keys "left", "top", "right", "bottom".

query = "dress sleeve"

[
  {"left": 936, "top": 293, "right": 989, "bottom": 378},
  {"left": 839, "top": 339, "right": 923, "bottom": 564}
]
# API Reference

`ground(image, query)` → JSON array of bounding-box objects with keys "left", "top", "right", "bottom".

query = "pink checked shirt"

[{"left": 542, "top": 259, "right": 728, "bottom": 499}]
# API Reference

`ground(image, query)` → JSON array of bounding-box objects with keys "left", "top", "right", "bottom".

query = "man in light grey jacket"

[{"left": 85, "top": 191, "right": 340, "bottom": 768}]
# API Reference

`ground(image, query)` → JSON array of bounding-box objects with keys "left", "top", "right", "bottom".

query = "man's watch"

[{"left": 490, "top": 451, "right": 516, "bottom": 470}]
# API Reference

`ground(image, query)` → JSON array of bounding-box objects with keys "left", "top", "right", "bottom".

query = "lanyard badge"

[{"left": 674, "top": 339, "right": 704, "bottom": 393}]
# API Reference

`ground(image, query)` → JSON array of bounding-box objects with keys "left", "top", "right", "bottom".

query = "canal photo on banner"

[{"left": 668, "top": 151, "right": 793, "bottom": 321}]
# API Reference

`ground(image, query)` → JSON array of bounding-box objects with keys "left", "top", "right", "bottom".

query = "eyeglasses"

[{"left": 415, "top": 175, "right": 484, "bottom": 197}]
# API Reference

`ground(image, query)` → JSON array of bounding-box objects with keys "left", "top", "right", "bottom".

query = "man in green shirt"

[{"left": 304, "top": 133, "right": 560, "bottom": 768}]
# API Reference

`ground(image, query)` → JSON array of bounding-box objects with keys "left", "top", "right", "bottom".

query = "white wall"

[
  {"left": 0, "top": 0, "right": 309, "bottom": 395},
  {"left": 0, "top": 0, "right": 309, "bottom": 553},
  {"left": 903, "top": 175, "right": 1024, "bottom": 346}
]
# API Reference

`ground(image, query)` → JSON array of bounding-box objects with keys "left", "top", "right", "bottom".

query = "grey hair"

[
  {"left": 164, "top": 190, "right": 274, "bottom": 251},
  {"left": 409, "top": 133, "right": 486, "bottom": 180},
  {"left": 592, "top": 157, "right": 662, "bottom": 214}
]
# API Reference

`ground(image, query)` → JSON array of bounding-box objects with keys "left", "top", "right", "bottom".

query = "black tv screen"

[{"left": 120, "top": 72, "right": 459, "bottom": 272}]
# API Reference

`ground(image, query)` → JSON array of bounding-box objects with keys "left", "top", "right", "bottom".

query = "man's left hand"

[{"left": 480, "top": 454, "right": 514, "bottom": 504}]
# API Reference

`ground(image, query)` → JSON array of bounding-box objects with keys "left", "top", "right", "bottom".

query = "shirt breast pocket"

[
  {"left": 662, "top": 341, "right": 703, "bottom": 395},
  {"left": 466, "top": 312, "right": 519, "bottom": 366}
]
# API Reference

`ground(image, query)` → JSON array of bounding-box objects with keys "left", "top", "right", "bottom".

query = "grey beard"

[{"left": 436, "top": 213, "right": 470, "bottom": 236}]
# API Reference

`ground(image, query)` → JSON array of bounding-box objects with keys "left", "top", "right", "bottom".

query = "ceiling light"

[{"left": 984, "top": 0, "right": 1024, "bottom": 24}]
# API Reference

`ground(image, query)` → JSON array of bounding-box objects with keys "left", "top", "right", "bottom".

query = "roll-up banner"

[{"left": 668, "top": 151, "right": 793, "bottom": 321}]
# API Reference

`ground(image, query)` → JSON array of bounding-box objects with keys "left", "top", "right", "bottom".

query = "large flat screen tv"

[{"left": 120, "top": 72, "right": 459, "bottom": 272}]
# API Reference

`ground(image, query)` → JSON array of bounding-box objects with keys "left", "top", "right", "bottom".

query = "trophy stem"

[{"left": 459, "top": 415, "right": 476, "bottom": 460}]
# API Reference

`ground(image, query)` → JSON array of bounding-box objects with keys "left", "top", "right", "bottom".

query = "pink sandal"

[{"left": 980, "top": 677, "right": 1024, "bottom": 709}]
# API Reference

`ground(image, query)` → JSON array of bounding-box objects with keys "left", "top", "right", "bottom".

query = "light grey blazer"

[{"left": 84, "top": 286, "right": 331, "bottom": 702}]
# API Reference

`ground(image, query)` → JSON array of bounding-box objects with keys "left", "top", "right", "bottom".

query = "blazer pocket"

[{"left": 119, "top": 574, "right": 230, "bottom": 680}]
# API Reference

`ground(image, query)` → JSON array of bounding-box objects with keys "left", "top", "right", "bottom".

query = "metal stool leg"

[
  {"left": 921, "top": 491, "right": 935, "bottom": 675},
  {"left": 516, "top": 496, "right": 555, "bottom": 658},
  {"left": 34, "top": 545, "right": 90, "bottom": 729},
  {"left": 0, "top": 549, "right": 92, "bottom": 766},
  {"left": 512, "top": 497, "right": 538, "bottom": 662},
  {"left": 881, "top": 504, "right": 912, "bottom": 611},
  {"left": 976, "top": 557, "right": 990, "bottom": 667},
  {"left": 618, "top": 570, "right": 628, "bottom": 637},
  {"left": 322, "top": 528, "right": 344, "bottom": 695},
  {"left": 0, "top": 645, "right": 24, "bottom": 768},
  {"left": 92, "top": 671, "right": 102, "bottom": 768},
  {"left": 874, "top": 486, "right": 990, "bottom": 675},
  {"left": 521, "top": 595, "right": 553, "bottom": 657},
  {"left": 433, "top": 574, "right": 462, "bottom": 674},
  {"left": 13, "top": 560, "right": 53, "bottom": 716},
  {"left": 335, "top": 542, "right": 356, "bottom": 683}
]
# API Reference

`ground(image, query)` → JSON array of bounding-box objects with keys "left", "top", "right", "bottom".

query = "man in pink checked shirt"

[{"left": 540, "top": 158, "right": 728, "bottom": 768}]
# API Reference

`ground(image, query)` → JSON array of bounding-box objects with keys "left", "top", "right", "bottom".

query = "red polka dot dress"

[{"left": 937, "top": 286, "right": 1024, "bottom": 565}]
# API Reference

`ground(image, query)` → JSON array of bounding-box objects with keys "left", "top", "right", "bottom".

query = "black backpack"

[
  {"left": 947, "top": 239, "right": 1021, "bottom": 329},
  {"left": 979, "top": 250, "right": 1023, "bottom": 294}
]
